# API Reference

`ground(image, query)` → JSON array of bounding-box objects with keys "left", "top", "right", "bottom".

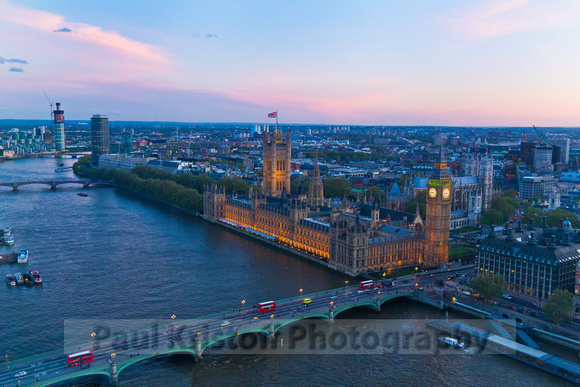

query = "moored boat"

[
  {"left": 4, "top": 235, "right": 14, "bottom": 246},
  {"left": 5, "top": 274, "right": 16, "bottom": 286},
  {"left": 14, "top": 273, "right": 24, "bottom": 285},
  {"left": 3, "top": 227, "right": 11, "bottom": 235},
  {"left": 17, "top": 250, "right": 28, "bottom": 264},
  {"left": 77, "top": 192, "right": 88, "bottom": 197},
  {"left": 438, "top": 336, "right": 465, "bottom": 349},
  {"left": 28, "top": 270, "right": 42, "bottom": 284}
]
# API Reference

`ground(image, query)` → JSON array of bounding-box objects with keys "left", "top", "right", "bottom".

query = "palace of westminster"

[{"left": 204, "top": 130, "right": 452, "bottom": 275}]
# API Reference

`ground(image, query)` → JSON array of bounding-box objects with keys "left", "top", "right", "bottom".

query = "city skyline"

[{"left": 2, "top": 0, "right": 580, "bottom": 126}]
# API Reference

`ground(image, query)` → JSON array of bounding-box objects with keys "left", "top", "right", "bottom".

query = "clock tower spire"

[{"left": 424, "top": 147, "right": 452, "bottom": 267}]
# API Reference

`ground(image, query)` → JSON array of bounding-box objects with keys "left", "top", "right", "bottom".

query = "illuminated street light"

[
  {"left": 242, "top": 300, "right": 246, "bottom": 305},
  {"left": 270, "top": 314, "right": 274, "bottom": 319}
]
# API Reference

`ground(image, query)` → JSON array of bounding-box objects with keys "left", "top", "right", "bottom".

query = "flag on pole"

[{"left": 268, "top": 112, "right": 277, "bottom": 118}]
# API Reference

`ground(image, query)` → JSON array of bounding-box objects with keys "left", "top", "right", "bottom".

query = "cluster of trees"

[
  {"left": 74, "top": 157, "right": 253, "bottom": 213},
  {"left": 324, "top": 177, "right": 352, "bottom": 198},
  {"left": 542, "top": 289, "right": 574, "bottom": 325},
  {"left": 522, "top": 207, "right": 580, "bottom": 228},
  {"left": 405, "top": 190, "right": 426, "bottom": 219},
  {"left": 470, "top": 274, "right": 505, "bottom": 300},
  {"left": 481, "top": 189, "right": 520, "bottom": 225}
]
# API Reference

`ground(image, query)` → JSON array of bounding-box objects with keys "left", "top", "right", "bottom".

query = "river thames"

[{"left": 0, "top": 158, "right": 569, "bottom": 386}]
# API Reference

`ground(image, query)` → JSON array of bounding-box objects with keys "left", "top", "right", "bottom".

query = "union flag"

[{"left": 267, "top": 112, "right": 277, "bottom": 118}]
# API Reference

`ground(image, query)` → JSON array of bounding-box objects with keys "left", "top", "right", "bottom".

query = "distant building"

[
  {"left": 520, "top": 176, "right": 556, "bottom": 201},
  {"left": 122, "top": 129, "right": 133, "bottom": 154},
  {"left": 91, "top": 115, "right": 110, "bottom": 166},
  {"left": 520, "top": 141, "right": 537, "bottom": 165},
  {"left": 546, "top": 136, "right": 570, "bottom": 164},
  {"left": 98, "top": 154, "right": 154, "bottom": 171},
  {"left": 53, "top": 102, "right": 65, "bottom": 151},
  {"left": 533, "top": 144, "right": 553, "bottom": 174},
  {"left": 478, "top": 220, "right": 580, "bottom": 300}
]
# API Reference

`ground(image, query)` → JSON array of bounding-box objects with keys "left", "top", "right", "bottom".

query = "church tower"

[
  {"left": 308, "top": 156, "right": 324, "bottom": 208},
  {"left": 424, "top": 149, "right": 452, "bottom": 267},
  {"left": 263, "top": 130, "right": 291, "bottom": 197}
]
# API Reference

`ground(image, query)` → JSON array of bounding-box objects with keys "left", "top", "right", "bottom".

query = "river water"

[{"left": 0, "top": 158, "right": 568, "bottom": 386}]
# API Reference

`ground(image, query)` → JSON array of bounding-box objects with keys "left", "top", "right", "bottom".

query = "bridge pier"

[
  {"left": 51, "top": 181, "right": 57, "bottom": 190},
  {"left": 268, "top": 322, "right": 276, "bottom": 342},
  {"left": 12, "top": 183, "right": 17, "bottom": 192},
  {"left": 195, "top": 340, "right": 203, "bottom": 362},
  {"left": 375, "top": 298, "right": 382, "bottom": 312},
  {"left": 329, "top": 308, "right": 334, "bottom": 322},
  {"left": 84, "top": 182, "right": 90, "bottom": 188},
  {"left": 109, "top": 361, "right": 118, "bottom": 385}
]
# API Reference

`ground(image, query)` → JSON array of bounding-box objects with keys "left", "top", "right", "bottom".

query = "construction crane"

[
  {"left": 533, "top": 125, "right": 546, "bottom": 143},
  {"left": 469, "top": 128, "right": 478, "bottom": 157},
  {"left": 43, "top": 91, "right": 54, "bottom": 131}
]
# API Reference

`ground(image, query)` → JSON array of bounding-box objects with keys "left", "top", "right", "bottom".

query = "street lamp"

[
  {"left": 345, "top": 280, "right": 349, "bottom": 289},
  {"left": 270, "top": 314, "right": 275, "bottom": 319},
  {"left": 299, "top": 289, "right": 303, "bottom": 297},
  {"left": 91, "top": 332, "right": 96, "bottom": 347}
]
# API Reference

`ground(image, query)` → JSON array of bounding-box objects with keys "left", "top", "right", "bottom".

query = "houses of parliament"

[{"left": 203, "top": 130, "right": 451, "bottom": 275}]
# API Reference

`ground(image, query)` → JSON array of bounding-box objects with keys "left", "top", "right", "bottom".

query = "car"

[
  {"left": 357, "top": 290, "right": 364, "bottom": 294},
  {"left": 302, "top": 298, "right": 312, "bottom": 305},
  {"left": 252, "top": 317, "right": 259, "bottom": 321},
  {"left": 502, "top": 294, "right": 512, "bottom": 300},
  {"left": 172, "top": 335, "right": 183, "bottom": 341},
  {"left": 220, "top": 320, "right": 230, "bottom": 326},
  {"left": 462, "top": 291, "right": 470, "bottom": 296},
  {"left": 518, "top": 308, "right": 528, "bottom": 314},
  {"left": 507, "top": 305, "right": 516, "bottom": 310},
  {"left": 329, "top": 296, "right": 337, "bottom": 300},
  {"left": 14, "top": 371, "right": 27, "bottom": 378}
]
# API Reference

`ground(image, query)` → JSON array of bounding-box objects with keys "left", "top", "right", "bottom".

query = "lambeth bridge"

[
  {"left": 0, "top": 180, "right": 113, "bottom": 191},
  {"left": 0, "top": 279, "right": 450, "bottom": 386}
]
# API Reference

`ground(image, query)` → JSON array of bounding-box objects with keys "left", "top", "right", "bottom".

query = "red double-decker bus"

[
  {"left": 257, "top": 301, "right": 276, "bottom": 313},
  {"left": 66, "top": 350, "right": 93, "bottom": 368},
  {"left": 359, "top": 280, "right": 375, "bottom": 290}
]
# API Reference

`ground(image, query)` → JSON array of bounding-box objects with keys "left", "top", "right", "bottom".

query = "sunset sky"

[{"left": 1, "top": 0, "right": 579, "bottom": 125}]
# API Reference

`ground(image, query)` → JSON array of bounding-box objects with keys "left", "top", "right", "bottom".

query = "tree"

[
  {"left": 480, "top": 192, "right": 520, "bottom": 225},
  {"left": 324, "top": 177, "right": 352, "bottom": 198},
  {"left": 522, "top": 207, "right": 580, "bottom": 228},
  {"left": 405, "top": 190, "right": 426, "bottom": 219},
  {"left": 470, "top": 274, "right": 505, "bottom": 300},
  {"left": 542, "top": 289, "right": 573, "bottom": 325},
  {"left": 291, "top": 177, "right": 310, "bottom": 195},
  {"left": 364, "top": 186, "right": 386, "bottom": 202}
]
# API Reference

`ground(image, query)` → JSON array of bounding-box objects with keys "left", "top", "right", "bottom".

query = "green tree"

[
  {"left": 406, "top": 190, "right": 426, "bottom": 219},
  {"left": 542, "top": 289, "right": 573, "bottom": 325},
  {"left": 364, "top": 186, "right": 386, "bottom": 202},
  {"left": 522, "top": 207, "right": 580, "bottom": 228},
  {"left": 291, "top": 177, "right": 310, "bottom": 195},
  {"left": 481, "top": 192, "right": 520, "bottom": 225},
  {"left": 324, "top": 177, "right": 352, "bottom": 198},
  {"left": 470, "top": 274, "right": 505, "bottom": 300}
]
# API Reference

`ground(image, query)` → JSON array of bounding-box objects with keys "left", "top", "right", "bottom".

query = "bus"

[
  {"left": 257, "top": 301, "right": 276, "bottom": 313},
  {"left": 66, "top": 350, "right": 93, "bottom": 368},
  {"left": 359, "top": 280, "right": 375, "bottom": 290}
]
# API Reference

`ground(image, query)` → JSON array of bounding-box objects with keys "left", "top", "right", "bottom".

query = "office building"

[
  {"left": 122, "top": 129, "right": 133, "bottom": 154},
  {"left": 91, "top": 114, "right": 110, "bottom": 166},
  {"left": 478, "top": 220, "right": 580, "bottom": 299},
  {"left": 546, "top": 137, "right": 570, "bottom": 164},
  {"left": 533, "top": 144, "right": 553, "bottom": 174},
  {"left": 520, "top": 142, "right": 537, "bottom": 165}
]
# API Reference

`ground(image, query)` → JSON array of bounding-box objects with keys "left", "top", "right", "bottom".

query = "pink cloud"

[
  {"left": 443, "top": 0, "right": 580, "bottom": 39},
  {"left": 0, "top": 1, "right": 172, "bottom": 68}
]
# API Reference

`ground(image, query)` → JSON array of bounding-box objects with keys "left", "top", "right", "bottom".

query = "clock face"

[
  {"left": 442, "top": 188, "right": 450, "bottom": 200},
  {"left": 429, "top": 188, "right": 437, "bottom": 198}
]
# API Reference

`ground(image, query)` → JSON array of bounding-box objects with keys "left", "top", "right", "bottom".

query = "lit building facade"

[{"left": 262, "top": 130, "right": 291, "bottom": 197}]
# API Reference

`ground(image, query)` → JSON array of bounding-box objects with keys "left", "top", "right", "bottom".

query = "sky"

[{"left": 1, "top": 0, "right": 580, "bottom": 126}]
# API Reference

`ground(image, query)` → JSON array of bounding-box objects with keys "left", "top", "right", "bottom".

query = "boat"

[
  {"left": 55, "top": 168, "right": 63, "bottom": 173},
  {"left": 28, "top": 270, "right": 42, "bottom": 284},
  {"left": 77, "top": 192, "right": 88, "bottom": 197},
  {"left": 3, "top": 227, "right": 11, "bottom": 235},
  {"left": 5, "top": 274, "right": 16, "bottom": 287},
  {"left": 14, "top": 273, "right": 24, "bottom": 285},
  {"left": 4, "top": 235, "right": 14, "bottom": 246},
  {"left": 438, "top": 336, "right": 465, "bottom": 349},
  {"left": 22, "top": 272, "right": 34, "bottom": 286},
  {"left": 17, "top": 250, "right": 28, "bottom": 264},
  {"left": 57, "top": 163, "right": 64, "bottom": 167}
]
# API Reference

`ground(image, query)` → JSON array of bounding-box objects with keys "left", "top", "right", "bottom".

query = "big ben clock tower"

[{"left": 424, "top": 149, "right": 452, "bottom": 268}]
